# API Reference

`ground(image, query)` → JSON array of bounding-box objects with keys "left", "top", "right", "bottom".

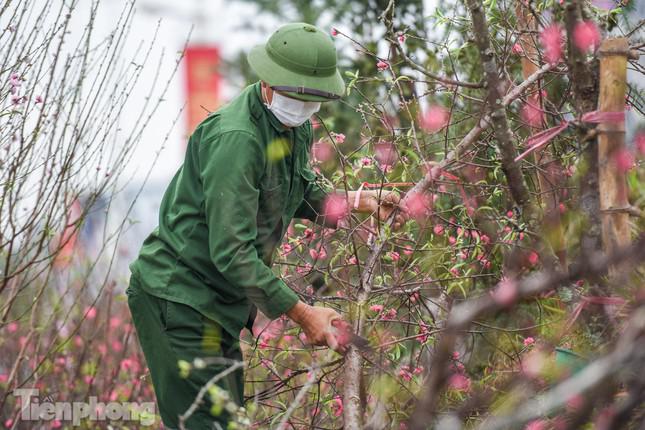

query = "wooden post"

[{"left": 597, "top": 38, "right": 631, "bottom": 256}]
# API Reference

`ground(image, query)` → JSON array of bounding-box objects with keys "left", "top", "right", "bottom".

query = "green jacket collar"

[{"left": 252, "top": 81, "right": 291, "bottom": 133}]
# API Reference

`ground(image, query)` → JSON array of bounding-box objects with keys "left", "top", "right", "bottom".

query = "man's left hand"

[{"left": 362, "top": 190, "right": 408, "bottom": 230}]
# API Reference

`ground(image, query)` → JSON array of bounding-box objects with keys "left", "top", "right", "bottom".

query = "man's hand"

[
  {"left": 361, "top": 190, "right": 408, "bottom": 230},
  {"left": 286, "top": 301, "right": 347, "bottom": 353}
]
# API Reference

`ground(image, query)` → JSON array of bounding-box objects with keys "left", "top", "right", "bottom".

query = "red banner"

[{"left": 184, "top": 45, "right": 221, "bottom": 141}]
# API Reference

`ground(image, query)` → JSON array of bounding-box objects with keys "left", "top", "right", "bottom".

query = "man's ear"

[{"left": 261, "top": 81, "right": 273, "bottom": 105}]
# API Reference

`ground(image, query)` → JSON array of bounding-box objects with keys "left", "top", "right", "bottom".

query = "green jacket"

[{"left": 129, "top": 81, "right": 333, "bottom": 338}]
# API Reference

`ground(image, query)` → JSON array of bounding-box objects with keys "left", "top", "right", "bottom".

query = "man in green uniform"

[{"left": 126, "top": 22, "right": 406, "bottom": 429}]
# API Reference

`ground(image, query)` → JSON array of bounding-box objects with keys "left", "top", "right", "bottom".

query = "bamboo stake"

[{"left": 597, "top": 38, "right": 631, "bottom": 257}]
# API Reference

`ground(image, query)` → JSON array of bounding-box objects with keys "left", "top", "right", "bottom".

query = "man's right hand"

[{"left": 286, "top": 301, "right": 347, "bottom": 353}]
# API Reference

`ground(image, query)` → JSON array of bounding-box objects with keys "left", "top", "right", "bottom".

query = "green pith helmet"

[{"left": 247, "top": 23, "right": 345, "bottom": 102}]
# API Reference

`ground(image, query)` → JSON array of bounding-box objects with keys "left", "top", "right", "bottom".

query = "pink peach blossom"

[
  {"left": 382, "top": 308, "right": 397, "bottom": 320},
  {"left": 528, "top": 251, "right": 539, "bottom": 266},
  {"left": 525, "top": 420, "right": 547, "bottom": 430},
  {"left": 512, "top": 43, "right": 524, "bottom": 55},
  {"left": 109, "top": 317, "right": 121, "bottom": 329},
  {"left": 84, "top": 306, "right": 97, "bottom": 320},
  {"left": 522, "top": 348, "right": 548, "bottom": 377},
  {"left": 540, "top": 23, "right": 564, "bottom": 64},
  {"left": 323, "top": 194, "right": 349, "bottom": 225},
  {"left": 566, "top": 394, "right": 585, "bottom": 411},
  {"left": 522, "top": 102, "right": 544, "bottom": 127},
  {"left": 613, "top": 148, "right": 634, "bottom": 173},
  {"left": 573, "top": 21, "right": 600, "bottom": 52},
  {"left": 281, "top": 243, "right": 293, "bottom": 255},
  {"left": 312, "top": 140, "right": 334, "bottom": 162},
  {"left": 403, "top": 191, "right": 431, "bottom": 219},
  {"left": 420, "top": 105, "right": 450, "bottom": 132},
  {"left": 376, "top": 60, "right": 389, "bottom": 71},
  {"left": 417, "top": 323, "right": 430, "bottom": 342},
  {"left": 635, "top": 132, "right": 645, "bottom": 155},
  {"left": 331, "top": 396, "right": 343, "bottom": 416},
  {"left": 374, "top": 141, "right": 397, "bottom": 166},
  {"left": 331, "top": 132, "right": 346, "bottom": 143},
  {"left": 448, "top": 373, "right": 471, "bottom": 391},
  {"left": 492, "top": 277, "right": 517, "bottom": 306}
]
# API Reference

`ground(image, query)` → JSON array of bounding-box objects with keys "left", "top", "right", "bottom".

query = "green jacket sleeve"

[{"left": 199, "top": 130, "right": 299, "bottom": 319}]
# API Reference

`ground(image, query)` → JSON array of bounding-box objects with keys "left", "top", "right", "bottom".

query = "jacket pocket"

[
  {"left": 162, "top": 299, "right": 202, "bottom": 333},
  {"left": 258, "top": 181, "right": 286, "bottom": 226}
]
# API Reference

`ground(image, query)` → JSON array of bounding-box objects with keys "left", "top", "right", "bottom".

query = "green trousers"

[{"left": 126, "top": 274, "right": 245, "bottom": 429}]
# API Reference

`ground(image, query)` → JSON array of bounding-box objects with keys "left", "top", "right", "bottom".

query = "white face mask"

[{"left": 263, "top": 86, "right": 321, "bottom": 127}]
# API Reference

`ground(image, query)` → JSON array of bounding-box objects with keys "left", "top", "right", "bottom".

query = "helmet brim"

[{"left": 247, "top": 44, "right": 345, "bottom": 102}]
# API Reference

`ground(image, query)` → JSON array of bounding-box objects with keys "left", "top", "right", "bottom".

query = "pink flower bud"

[
  {"left": 528, "top": 251, "right": 539, "bottom": 266},
  {"left": 376, "top": 60, "right": 389, "bottom": 71},
  {"left": 331, "top": 28, "right": 339, "bottom": 36}
]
